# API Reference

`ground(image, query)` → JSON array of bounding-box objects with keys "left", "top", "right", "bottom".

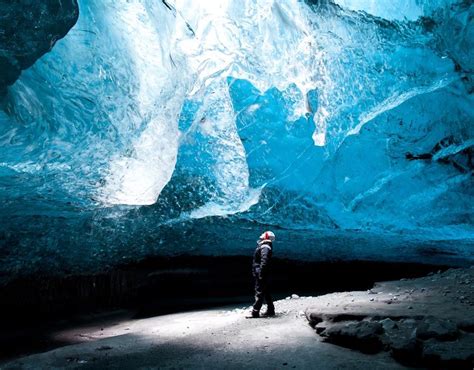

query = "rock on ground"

[{"left": 306, "top": 266, "right": 474, "bottom": 368}]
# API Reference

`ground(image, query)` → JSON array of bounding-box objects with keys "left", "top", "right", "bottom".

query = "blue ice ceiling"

[{"left": 0, "top": 0, "right": 473, "bottom": 276}]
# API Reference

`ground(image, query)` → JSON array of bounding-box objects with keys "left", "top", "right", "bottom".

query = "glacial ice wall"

[{"left": 0, "top": 0, "right": 473, "bottom": 276}]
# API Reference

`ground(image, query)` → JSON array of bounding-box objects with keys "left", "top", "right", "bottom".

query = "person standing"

[{"left": 250, "top": 231, "right": 276, "bottom": 318}]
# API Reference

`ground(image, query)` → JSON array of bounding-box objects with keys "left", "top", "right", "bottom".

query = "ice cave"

[{"left": 0, "top": 0, "right": 473, "bottom": 368}]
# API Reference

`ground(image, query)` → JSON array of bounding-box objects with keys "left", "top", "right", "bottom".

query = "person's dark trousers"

[{"left": 253, "top": 277, "right": 274, "bottom": 313}]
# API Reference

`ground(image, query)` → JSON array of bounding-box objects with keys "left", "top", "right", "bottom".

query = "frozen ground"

[
  {"left": 0, "top": 299, "right": 404, "bottom": 370},
  {"left": 3, "top": 267, "right": 473, "bottom": 369}
]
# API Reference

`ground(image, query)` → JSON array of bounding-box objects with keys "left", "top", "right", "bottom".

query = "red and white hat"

[{"left": 259, "top": 230, "right": 275, "bottom": 242}]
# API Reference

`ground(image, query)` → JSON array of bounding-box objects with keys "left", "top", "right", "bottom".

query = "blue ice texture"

[{"left": 0, "top": 0, "right": 473, "bottom": 278}]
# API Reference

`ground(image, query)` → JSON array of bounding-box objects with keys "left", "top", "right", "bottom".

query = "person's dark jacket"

[{"left": 252, "top": 241, "right": 272, "bottom": 280}]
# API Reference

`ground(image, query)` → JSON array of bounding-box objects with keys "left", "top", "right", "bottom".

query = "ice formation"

[{"left": 0, "top": 0, "right": 472, "bottom": 276}]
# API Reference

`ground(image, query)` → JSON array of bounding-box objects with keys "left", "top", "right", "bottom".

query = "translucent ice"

[{"left": 0, "top": 0, "right": 472, "bottom": 277}]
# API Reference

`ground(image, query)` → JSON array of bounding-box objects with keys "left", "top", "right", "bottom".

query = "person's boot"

[
  {"left": 251, "top": 309, "right": 260, "bottom": 318},
  {"left": 261, "top": 308, "right": 275, "bottom": 317}
]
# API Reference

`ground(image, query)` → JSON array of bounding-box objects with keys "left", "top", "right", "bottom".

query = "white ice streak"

[
  {"left": 334, "top": 0, "right": 457, "bottom": 21},
  {"left": 101, "top": 0, "right": 191, "bottom": 205},
  {"left": 347, "top": 76, "right": 458, "bottom": 137}
]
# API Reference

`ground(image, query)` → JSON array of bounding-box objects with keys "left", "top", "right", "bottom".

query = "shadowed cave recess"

[{"left": 0, "top": 0, "right": 473, "bottom": 290}]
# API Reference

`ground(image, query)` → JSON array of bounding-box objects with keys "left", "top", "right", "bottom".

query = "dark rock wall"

[
  {"left": 0, "top": 0, "right": 79, "bottom": 91},
  {"left": 0, "top": 256, "right": 444, "bottom": 327}
]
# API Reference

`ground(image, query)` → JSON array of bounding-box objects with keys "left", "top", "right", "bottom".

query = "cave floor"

[
  {"left": 1, "top": 298, "right": 405, "bottom": 370},
  {"left": 2, "top": 266, "right": 473, "bottom": 369}
]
